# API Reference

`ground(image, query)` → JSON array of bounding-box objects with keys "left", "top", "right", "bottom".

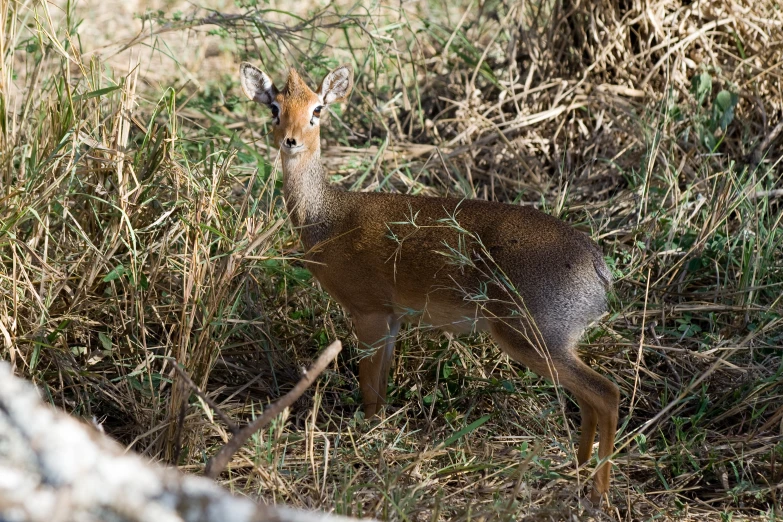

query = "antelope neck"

[{"left": 281, "top": 146, "right": 336, "bottom": 247}]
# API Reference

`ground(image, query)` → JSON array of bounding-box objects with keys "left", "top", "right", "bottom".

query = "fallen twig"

[{"left": 205, "top": 340, "right": 343, "bottom": 479}]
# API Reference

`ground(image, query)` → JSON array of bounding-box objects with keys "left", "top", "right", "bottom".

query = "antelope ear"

[
  {"left": 239, "top": 62, "right": 278, "bottom": 105},
  {"left": 318, "top": 64, "right": 353, "bottom": 104}
]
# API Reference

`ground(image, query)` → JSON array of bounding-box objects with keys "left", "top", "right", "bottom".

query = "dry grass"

[{"left": 2, "top": 0, "right": 782, "bottom": 520}]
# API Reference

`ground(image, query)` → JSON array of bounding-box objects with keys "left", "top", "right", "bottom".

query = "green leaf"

[
  {"left": 74, "top": 85, "right": 121, "bottom": 101},
  {"left": 636, "top": 433, "right": 648, "bottom": 454},
  {"left": 98, "top": 332, "right": 113, "bottom": 351},
  {"left": 436, "top": 414, "right": 491, "bottom": 448},
  {"left": 713, "top": 90, "right": 739, "bottom": 130},
  {"left": 318, "top": 330, "right": 329, "bottom": 346},
  {"left": 290, "top": 266, "right": 312, "bottom": 283},
  {"left": 47, "top": 319, "right": 71, "bottom": 343},
  {"left": 137, "top": 272, "right": 149, "bottom": 290},
  {"left": 198, "top": 223, "right": 229, "bottom": 241},
  {"left": 31, "top": 344, "right": 40, "bottom": 370},
  {"left": 103, "top": 264, "right": 126, "bottom": 282},
  {"left": 688, "top": 257, "right": 703, "bottom": 271},
  {"left": 702, "top": 130, "right": 717, "bottom": 152},
  {"left": 690, "top": 72, "right": 712, "bottom": 105}
]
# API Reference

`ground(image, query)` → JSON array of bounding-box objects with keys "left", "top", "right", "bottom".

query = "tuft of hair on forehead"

[{"left": 283, "top": 68, "right": 314, "bottom": 99}]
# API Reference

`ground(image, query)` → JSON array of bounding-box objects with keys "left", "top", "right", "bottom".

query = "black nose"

[{"left": 285, "top": 137, "right": 297, "bottom": 147}]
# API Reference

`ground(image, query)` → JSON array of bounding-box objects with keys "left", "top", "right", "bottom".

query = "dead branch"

[{"left": 205, "top": 340, "right": 343, "bottom": 479}]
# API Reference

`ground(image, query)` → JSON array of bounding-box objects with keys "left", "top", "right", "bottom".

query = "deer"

[{"left": 239, "top": 61, "right": 620, "bottom": 503}]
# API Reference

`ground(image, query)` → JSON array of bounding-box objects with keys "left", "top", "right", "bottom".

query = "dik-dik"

[{"left": 239, "top": 62, "right": 620, "bottom": 502}]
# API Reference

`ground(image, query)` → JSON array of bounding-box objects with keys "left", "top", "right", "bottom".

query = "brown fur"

[{"left": 239, "top": 62, "right": 620, "bottom": 503}]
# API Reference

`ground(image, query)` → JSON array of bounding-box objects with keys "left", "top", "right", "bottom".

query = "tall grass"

[{"left": 2, "top": 0, "right": 782, "bottom": 520}]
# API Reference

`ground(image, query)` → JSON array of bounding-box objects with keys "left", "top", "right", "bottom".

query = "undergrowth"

[{"left": 1, "top": 0, "right": 782, "bottom": 520}]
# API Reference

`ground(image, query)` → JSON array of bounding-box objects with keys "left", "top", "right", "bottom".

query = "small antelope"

[{"left": 239, "top": 62, "right": 619, "bottom": 502}]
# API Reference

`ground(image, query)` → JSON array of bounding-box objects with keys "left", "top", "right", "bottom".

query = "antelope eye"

[
  {"left": 270, "top": 105, "right": 280, "bottom": 118},
  {"left": 313, "top": 106, "right": 323, "bottom": 117}
]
